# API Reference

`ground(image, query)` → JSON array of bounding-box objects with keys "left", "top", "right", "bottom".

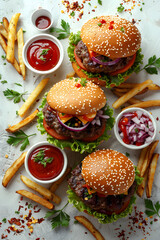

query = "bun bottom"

[{"left": 72, "top": 62, "right": 129, "bottom": 88}]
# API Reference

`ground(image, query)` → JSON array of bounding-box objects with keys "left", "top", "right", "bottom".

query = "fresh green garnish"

[
  {"left": 2, "top": 218, "right": 7, "bottom": 223},
  {"left": 74, "top": 78, "right": 79, "bottom": 82},
  {"left": 28, "top": 203, "right": 33, "bottom": 209},
  {"left": 93, "top": 16, "right": 97, "bottom": 19},
  {"left": 40, "top": 56, "right": 46, "bottom": 61},
  {"left": 98, "top": 0, "right": 102, "bottom": 5},
  {"left": 1, "top": 80, "right": 7, "bottom": 84},
  {"left": 70, "top": 11, "right": 75, "bottom": 17},
  {"left": 74, "top": 220, "right": 79, "bottom": 224},
  {"left": 0, "top": 74, "right": 1, "bottom": 80},
  {"left": 16, "top": 110, "right": 19, "bottom": 116},
  {"left": 23, "top": 30, "right": 26, "bottom": 33},
  {"left": 7, "top": 130, "right": 36, "bottom": 151},
  {"left": 80, "top": 78, "right": 87, "bottom": 87},
  {"left": 15, "top": 211, "right": 20, "bottom": 214},
  {"left": 145, "top": 199, "right": 160, "bottom": 217},
  {"left": 84, "top": 191, "right": 93, "bottom": 199},
  {"left": 135, "top": 128, "right": 139, "bottom": 133},
  {"left": 14, "top": 83, "right": 22, "bottom": 87},
  {"left": 97, "top": 22, "right": 102, "bottom": 27},
  {"left": 40, "top": 49, "right": 50, "bottom": 57},
  {"left": 3, "top": 88, "right": 27, "bottom": 103},
  {"left": 120, "top": 27, "right": 125, "bottom": 32},
  {"left": 34, "top": 150, "right": 53, "bottom": 168},
  {"left": 50, "top": 19, "right": 70, "bottom": 40},
  {"left": 45, "top": 202, "right": 70, "bottom": 229},
  {"left": 88, "top": 3, "right": 91, "bottom": 6},
  {"left": 140, "top": 8, "right": 142, "bottom": 11},
  {"left": 117, "top": 3, "right": 124, "bottom": 13},
  {"left": 140, "top": 55, "right": 160, "bottom": 74},
  {"left": 4, "top": 62, "right": 6, "bottom": 65},
  {"left": 125, "top": 152, "right": 130, "bottom": 157},
  {"left": 1, "top": 55, "right": 6, "bottom": 60}
]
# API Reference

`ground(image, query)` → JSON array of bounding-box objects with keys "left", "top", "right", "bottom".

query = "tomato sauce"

[
  {"left": 27, "top": 39, "right": 60, "bottom": 71},
  {"left": 28, "top": 145, "right": 64, "bottom": 181},
  {"left": 35, "top": 16, "right": 51, "bottom": 29}
]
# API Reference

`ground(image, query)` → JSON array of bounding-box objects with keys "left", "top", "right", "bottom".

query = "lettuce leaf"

[
  {"left": 67, "top": 168, "right": 142, "bottom": 224},
  {"left": 67, "top": 32, "right": 144, "bottom": 88},
  {"left": 37, "top": 95, "right": 115, "bottom": 154}
]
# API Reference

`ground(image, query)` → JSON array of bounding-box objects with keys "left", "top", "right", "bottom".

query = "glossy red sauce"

[
  {"left": 27, "top": 39, "right": 60, "bottom": 71},
  {"left": 35, "top": 16, "right": 51, "bottom": 29},
  {"left": 28, "top": 145, "right": 64, "bottom": 181}
]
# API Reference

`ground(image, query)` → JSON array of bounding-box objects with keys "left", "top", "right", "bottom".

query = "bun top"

[
  {"left": 81, "top": 15, "right": 141, "bottom": 59},
  {"left": 47, "top": 78, "right": 106, "bottom": 115},
  {"left": 81, "top": 149, "right": 135, "bottom": 195}
]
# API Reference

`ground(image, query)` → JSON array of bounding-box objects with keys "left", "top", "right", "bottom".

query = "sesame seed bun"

[
  {"left": 81, "top": 149, "right": 135, "bottom": 195},
  {"left": 81, "top": 16, "right": 141, "bottom": 59},
  {"left": 47, "top": 78, "right": 106, "bottom": 115}
]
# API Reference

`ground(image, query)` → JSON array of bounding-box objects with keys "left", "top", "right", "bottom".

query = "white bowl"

[
  {"left": 31, "top": 8, "right": 53, "bottom": 31},
  {"left": 25, "top": 141, "right": 68, "bottom": 184},
  {"left": 114, "top": 107, "right": 157, "bottom": 150},
  {"left": 22, "top": 34, "right": 64, "bottom": 74}
]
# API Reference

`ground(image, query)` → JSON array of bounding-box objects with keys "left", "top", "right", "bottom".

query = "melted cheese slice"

[{"left": 58, "top": 112, "right": 97, "bottom": 124}]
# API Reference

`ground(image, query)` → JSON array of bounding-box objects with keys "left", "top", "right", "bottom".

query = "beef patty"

[
  {"left": 68, "top": 164, "right": 137, "bottom": 215},
  {"left": 75, "top": 40, "right": 134, "bottom": 74},
  {"left": 43, "top": 103, "right": 106, "bottom": 140}
]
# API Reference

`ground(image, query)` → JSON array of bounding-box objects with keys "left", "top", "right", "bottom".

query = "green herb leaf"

[
  {"left": 120, "top": 27, "right": 125, "bottom": 32},
  {"left": 97, "top": 23, "right": 102, "bottom": 27},
  {"left": 70, "top": 11, "right": 75, "bottom": 17},
  {"left": 140, "top": 7, "right": 142, "bottom": 11},
  {"left": 3, "top": 88, "right": 27, "bottom": 103},
  {"left": 141, "top": 55, "right": 160, "bottom": 74},
  {"left": 2, "top": 218, "right": 7, "bottom": 223},
  {"left": 23, "top": 30, "right": 26, "bottom": 33},
  {"left": 135, "top": 128, "right": 139, "bottom": 133},
  {"left": 50, "top": 19, "right": 70, "bottom": 40},
  {"left": 45, "top": 202, "right": 70, "bottom": 229},
  {"left": 145, "top": 199, "right": 160, "bottom": 217},
  {"left": 145, "top": 210, "right": 156, "bottom": 217},
  {"left": 1, "top": 55, "right": 6, "bottom": 60},
  {"left": 40, "top": 56, "right": 46, "bottom": 61},
  {"left": 1, "top": 80, "right": 7, "bottom": 84},
  {"left": 125, "top": 152, "right": 130, "bottom": 157},
  {"left": 98, "top": 0, "right": 102, "bottom": 5},
  {"left": 34, "top": 150, "right": 53, "bottom": 167},
  {"left": 15, "top": 211, "right": 20, "bottom": 214},
  {"left": 14, "top": 83, "right": 22, "bottom": 87},
  {"left": 40, "top": 49, "right": 50, "bottom": 57},
  {"left": 7, "top": 130, "right": 36, "bottom": 151},
  {"left": 145, "top": 67, "right": 158, "bottom": 75},
  {"left": 117, "top": 3, "right": 124, "bottom": 13},
  {"left": 28, "top": 203, "right": 32, "bottom": 209},
  {"left": 80, "top": 78, "right": 87, "bottom": 87}
]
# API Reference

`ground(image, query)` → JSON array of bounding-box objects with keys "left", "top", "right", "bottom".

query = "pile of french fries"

[
  {"left": 137, "top": 140, "right": 159, "bottom": 198},
  {"left": 0, "top": 14, "right": 25, "bottom": 79},
  {"left": 112, "top": 79, "right": 160, "bottom": 110}
]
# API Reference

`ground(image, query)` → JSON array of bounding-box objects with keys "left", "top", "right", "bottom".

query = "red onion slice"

[
  {"left": 57, "top": 113, "right": 90, "bottom": 132},
  {"left": 91, "top": 56, "right": 121, "bottom": 66}
]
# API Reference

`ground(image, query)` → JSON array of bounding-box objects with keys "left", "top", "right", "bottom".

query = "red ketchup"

[
  {"left": 27, "top": 39, "right": 60, "bottom": 71},
  {"left": 28, "top": 145, "right": 64, "bottom": 181},
  {"left": 35, "top": 16, "right": 51, "bottom": 29}
]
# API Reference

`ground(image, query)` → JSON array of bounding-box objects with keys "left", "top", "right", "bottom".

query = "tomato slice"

[
  {"left": 81, "top": 123, "right": 106, "bottom": 142},
  {"left": 109, "top": 53, "right": 136, "bottom": 76},
  {"left": 88, "top": 50, "right": 97, "bottom": 59},
  {"left": 74, "top": 48, "right": 87, "bottom": 70},
  {"left": 43, "top": 119, "right": 71, "bottom": 140}
]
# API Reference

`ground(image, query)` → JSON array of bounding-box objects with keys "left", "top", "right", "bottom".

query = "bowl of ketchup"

[
  {"left": 31, "top": 9, "right": 53, "bottom": 31},
  {"left": 25, "top": 141, "right": 68, "bottom": 184},
  {"left": 22, "top": 34, "right": 64, "bottom": 74}
]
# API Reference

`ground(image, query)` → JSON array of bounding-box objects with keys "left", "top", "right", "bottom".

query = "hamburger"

[
  {"left": 68, "top": 15, "right": 143, "bottom": 88},
  {"left": 67, "top": 149, "right": 142, "bottom": 223},
  {"left": 37, "top": 78, "right": 114, "bottom": 153}
]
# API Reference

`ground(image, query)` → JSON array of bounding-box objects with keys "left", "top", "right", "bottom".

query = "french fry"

[
  {"left": 6, "top": 13, "right": 21, "bottom": 63},
  {"left": 16, "top": 190, "right": 54, "bottom": 209},
  {"left": 17, "top": 28, "right": 25, "bottom": 79},
  {"left": 146, "top": 153, "right": 159, "bottom": 198},
  {"left": 0, "top": 23, "right": 8, "bottom": 39},
  {"left": 136, "top": 170, "right": 148, "bottom": 197},
  {"left": 137, "top": 145, "right": 149, "bottom": 173},
  {"left": 118, "top": 82, "right": 160, "bottom": 91},
  {"left": 66, "top": 70, "right": 75, "bottom": 78},
  {"left": 114, "top": 87, "right": 148, "bottom": 95},
  {"left": 3, "top": 17, "right": 9, "bottom": 32},
  {"left": 112, "top": 79, "right": 153, "bottom": 109},
  {"left": 74, "top": 216, "right": 105, "bottom": 240},
  {"left": 49, "top": 166, "right": 71, "bottom": 193},
  {"left": 122, "top": 100, "right": 160, "bottom": 111},
  {"left": 113, "top": 90, "right": 142, "bottom": 105},
  {"left": 140, "top": 140, "right": 159, "bottom": 177},
  {"left": 18, "top": 78, "right": 50, "bottom": 117},
  {"left": 2, "top": 152, "right": 26, "bottom": 187},
  {"left": 0, "top": 33, "right": 21, "bottom": 74},
  {"left": 6, "top": 109, "right": 39, "bottom": 133}
]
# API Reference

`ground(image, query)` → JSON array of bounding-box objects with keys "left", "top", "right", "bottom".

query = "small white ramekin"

[
  {"left": 31, "top": 8, "right": 53, "bottom": 31},
  {"left": 25, "top": 141, "right": 68, "bottom": 184},
  {"left": 22, "top": 34, "right": 64, "bottom": 74},
  {"left": 114, "top": 107, "right": 157, "bottom": 150}
]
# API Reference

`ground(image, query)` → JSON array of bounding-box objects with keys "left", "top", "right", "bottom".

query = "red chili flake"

[
  {"left": 36, "top": 238, "right": 40, "bottom": 240},
  {"left": 1, "top": 234, "right": 8, "bottom": 239},
  {"left": 100, "top": 19, "right": 106, "bottom": 24},
  {"left": 6, "top": 229, "right": 10, "bottom": 233},
  {"left": 154, "top": 218, "right": 158, "bottom": 222},
  {"left": 38, "top": 218, "right": 45, "bottom": 224},
  {"left": 20, "top": 196, "right": 23, "bottom": 201},
  {"left": 156, "top": 117, "right": 159, "bottom": 121},
  {"left": 34, "top": 208, "right": 41, "bottom": 213},
  {"left": 18, "top": 205, "right": 24, "bottom": 211},
  {"left": 92, "top": 9, "right": 95, "bottom": 12},
  {"left": 132, "top": 18, "right": 136, "bottom": 24},
  {"left": 109, "top": 21, "right": 114, "bottom": 30},
  {"left": 8, "top": 218, "right": 21, "bottom": 226},
  {"left": 33, "top": 205, "right": 38, "bottom": 210},
  {"left": 75, "top": 83, "right": 81, "bottom": 88}
]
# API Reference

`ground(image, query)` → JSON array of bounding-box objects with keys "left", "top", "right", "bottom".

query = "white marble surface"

[{"left": 0, "top": 0, "right": 160, "bottom": 239}]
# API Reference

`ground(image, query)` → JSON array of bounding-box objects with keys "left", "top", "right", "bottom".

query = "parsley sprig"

[
  {"left": 45, "top": 202, "right": 70, "bottom": 229},
  {"left": 39, "top": 49, "right": 50, "bottom": 61},
  {"left": 3, "top": 88, "right": 27, "bottom": 103},
  {"left": 145, "top": 199, "right": 160, "bottom": 217},
  {"left": 34, "top": 150, "right": 53, "bottom": 167},
  {"left": 98, "top": 0, "right": 102, "bottom": 5},
  {"left": 7, "top": 130, "right": 36, "bottom": 151},
  {"left": 50, "top": 19, "right": 70, "bottom": 40},
  {"left": 141, "top": 55, "right": 160, "bottom": 74},
  {"left": 117, "top": 3, "right": 124, "bottom": 13}
]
